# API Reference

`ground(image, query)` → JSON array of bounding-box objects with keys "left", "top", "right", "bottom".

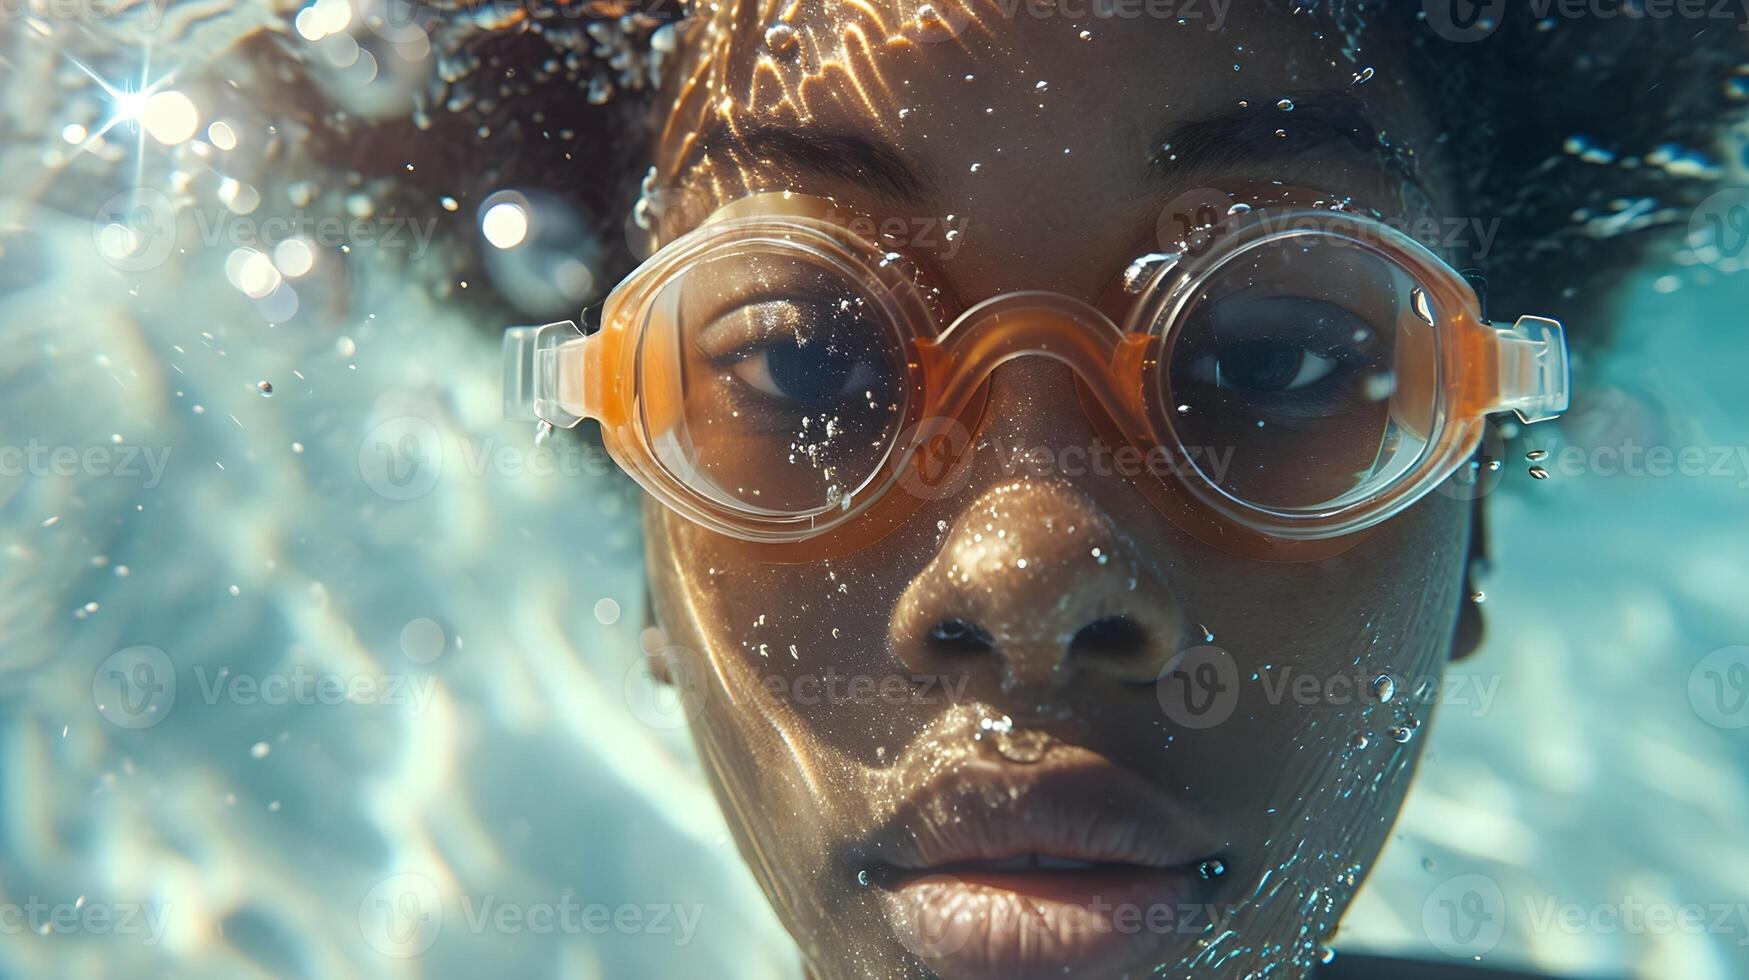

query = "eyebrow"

[
  {"left": 678, "top": 94, "right": 1407, "bottom": 203},
  {"left": 1144, "top": 94, "right": 1410, "bottom": 185},
  {"left": 683, "top": 125, "right": 935, "bottom": 202}
]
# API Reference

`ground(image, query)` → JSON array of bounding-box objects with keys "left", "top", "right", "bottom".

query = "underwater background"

[{"left": 2, "top": 3, "right": 1747, "bottom": 978}]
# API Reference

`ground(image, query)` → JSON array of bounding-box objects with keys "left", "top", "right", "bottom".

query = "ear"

[
  {"left": 1451, "top": 495, "right": 1488, "bottom": 662},
  {"left": 641, "top": 583, "right": 676, "bottom": 685}
]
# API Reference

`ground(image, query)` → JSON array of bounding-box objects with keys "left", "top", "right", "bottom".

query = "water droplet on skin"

[
  {"left": 1529, "top": 465, "right": 1551, "bottom": 479},
  {"left": 1388, "top": 726, "right": 1414, "bottom": 744},
  {"left": 1319, "top": 946, "right": 1337, "bottom": 965},
  {"left": 1277, "top": 98, "right": 1295, "bottom": 111},
  {"left": 992, "top": 727, "right": 1050, "bottom": 763},
  {"left": 1198, "top": 858, "right": 1227, "bottom": 880},
  {"left": 1470, "top": 590, "right": 1486, "bottom": 604},
  {"left": 256, "top": 380, "right": 273, "bottom": 396},
  {"left": 1350, "top": 733, "right": 1370, "bottom": 750},
  {"left": 857, "top": 869, "right": 871, "bottom": 887},
  {"left": 1527, "top": 449, "right": 1549, "bottom": 461}
]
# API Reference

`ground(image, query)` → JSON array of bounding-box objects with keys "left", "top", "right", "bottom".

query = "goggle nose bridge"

[{"left": 914, "top": 291, "right": 1157, "bottom": 442}]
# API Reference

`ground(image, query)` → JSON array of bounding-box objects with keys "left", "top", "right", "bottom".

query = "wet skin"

[{"left": 638, "top": 5, "right": 1479, "bottom": 978}]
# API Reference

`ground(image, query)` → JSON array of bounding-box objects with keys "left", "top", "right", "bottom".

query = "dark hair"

[
  {"left": 367, "top": 2, "right": 1745, "bottom": 349},
  {"left": 1393, "top": 2, "right": 1747, "bottom": 349}
]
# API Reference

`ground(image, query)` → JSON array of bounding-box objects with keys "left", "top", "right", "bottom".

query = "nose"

[{"left": 890, "top": 478, "right": 1184, "bottom": 702}]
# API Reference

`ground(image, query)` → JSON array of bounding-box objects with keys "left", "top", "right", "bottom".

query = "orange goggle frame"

[{"left": 504, "top": 192, "right": 1569, "bottom": 563}]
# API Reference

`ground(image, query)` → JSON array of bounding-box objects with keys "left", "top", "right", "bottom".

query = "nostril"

[
  {"left": 1070, "top": 615, "right": 1149, "bottom": 660},
  {"left": 927, "top": 617, "right": 996, "bottom": 656}
]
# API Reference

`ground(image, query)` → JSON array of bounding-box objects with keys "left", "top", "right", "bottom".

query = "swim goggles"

[{"left": 503, "top": 190, "right": 1568, "bottom": 562}]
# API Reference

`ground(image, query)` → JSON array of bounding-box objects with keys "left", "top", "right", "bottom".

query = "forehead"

[
  {"left": 662, "top": 4, "right": 1421, "bottom": 166},
  {"left": 655, "top": 3, "right": 1432, "bottom": 286}
]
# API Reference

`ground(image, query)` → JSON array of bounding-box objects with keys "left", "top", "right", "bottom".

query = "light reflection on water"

[{"left": 2, "top": 4, "right": 1747, "bottom": 979}]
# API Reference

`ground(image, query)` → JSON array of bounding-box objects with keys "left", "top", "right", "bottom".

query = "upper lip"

[{"left": 863, "top": 744, "right": 1222, "bottom": 879}]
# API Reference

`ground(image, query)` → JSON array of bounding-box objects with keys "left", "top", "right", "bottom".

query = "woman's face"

[{"left": 641, "top": 5, "right": 1471, "bottom": 978}]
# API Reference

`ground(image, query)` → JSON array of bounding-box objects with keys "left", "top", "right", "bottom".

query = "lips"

[{"left": 864, "top": 745, "right": 1229, "bottom": 980}]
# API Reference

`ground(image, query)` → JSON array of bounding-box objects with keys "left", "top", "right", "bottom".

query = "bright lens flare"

[
  {"left": 482, "top": 202, "right": 529, "bottom": 250},
  {"left": 140, "top": 90, "right": 200, "bottom": 145}
]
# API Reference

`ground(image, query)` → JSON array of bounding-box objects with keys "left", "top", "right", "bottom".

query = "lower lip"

[{"left": 878, "top": 864, "right": 1213, "bottom": 980}]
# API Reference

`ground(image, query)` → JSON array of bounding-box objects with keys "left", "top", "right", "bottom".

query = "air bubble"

[
  {"left": 763, "top": 22, "right": 800, "bottom": 55},
  {"left": 1372, "top": 675, "right": 1395, "bottom": 703}
]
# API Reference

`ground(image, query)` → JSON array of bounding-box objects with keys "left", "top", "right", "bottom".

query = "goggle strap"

[
  {"left": 502, "top": 318, "right": 589, "bottom": 429},
  {"left": 1489, "top": 315, "right": 1571, "bottom": 425}
]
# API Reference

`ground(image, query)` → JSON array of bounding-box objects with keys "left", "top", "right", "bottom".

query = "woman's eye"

[
  {"left": 1212, "top": 340, "right": 1340, "bottom": 393},
  {"left": 1185, "top": 295, "right": 1370, "bottom": 396},
  {"left": 701, "top": 297, "right": 889, "bottom": 406},
  {"left": 730, "top": 335, "right": 877, "bottom": 404}
]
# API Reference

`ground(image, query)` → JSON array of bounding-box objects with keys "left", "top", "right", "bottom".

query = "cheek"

[
  {"left": 1170, "top": 488, "right": 1470, "bottom": 840},
  {"left": 640, "top": 500, "right": 929, "bottom": 756}
]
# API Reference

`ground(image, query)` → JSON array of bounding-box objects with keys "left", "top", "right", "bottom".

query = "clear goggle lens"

[
  {"left": 1156, "top": 234, "right": 1438, "bottom": 513},
  {"left": 633, "top": 245, "right": 912, "bottom": 517}
]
